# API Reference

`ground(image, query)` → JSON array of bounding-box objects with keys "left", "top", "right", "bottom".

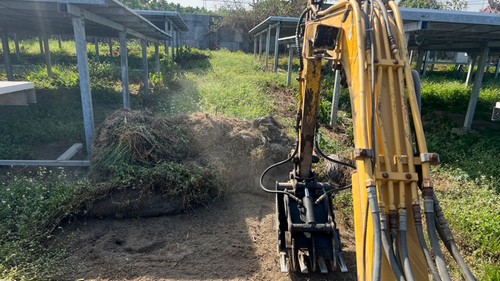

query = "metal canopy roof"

[
  {"left": 249, "top": 7, "right": 500, "bottom": 53},
  {"left": 249, "top": 16, "right": 302, "bottom": 36},
  {"left": 0, "top": 0, "right": 170, "bottom": 42},
  {"left": 400, "top": 8, "right": 500, "bottom": 53},
  {"left": 135, "top": 10, "right": 189, "bottom": 32}
]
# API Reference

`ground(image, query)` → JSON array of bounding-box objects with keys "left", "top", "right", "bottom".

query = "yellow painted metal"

[{"left": 298, "top": 0, "right": 433, "bottom": 279}]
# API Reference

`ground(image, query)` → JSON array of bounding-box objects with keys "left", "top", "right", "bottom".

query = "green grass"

[
  {"left": 0, "top": 43, "right": 499, "bottom": 280},
  {"left": 171, "top": 49, "right": 285, "bottom": 119}
]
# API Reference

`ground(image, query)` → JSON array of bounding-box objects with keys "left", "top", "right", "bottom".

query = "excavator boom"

[{"left": 261, "top": 1, "right": 477, "bottom": 280}]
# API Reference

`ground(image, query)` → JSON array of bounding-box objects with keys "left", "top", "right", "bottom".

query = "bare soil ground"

[
  {"left": 56, "top": 88, "right": 358, "bottom": 281},
  {"left": 59, "top": 189, "right": 357, "bottom": 281}
]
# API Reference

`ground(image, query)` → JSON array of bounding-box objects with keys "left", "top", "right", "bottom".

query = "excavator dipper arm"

[{"left": 262, "top": 1, "right": 477, "bottom": 280}]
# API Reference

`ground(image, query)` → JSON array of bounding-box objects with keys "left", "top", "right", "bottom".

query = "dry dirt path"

[{"left": 60, "top": 189, "right": 358, "bottom": 281}]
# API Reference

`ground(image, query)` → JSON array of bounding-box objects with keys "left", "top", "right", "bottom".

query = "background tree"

[{"left": 215, "top": 0, "right": 307, "bottom": 43}]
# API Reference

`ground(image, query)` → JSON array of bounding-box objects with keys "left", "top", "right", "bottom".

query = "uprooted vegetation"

[{"left": 87, "top": 110, "right": 291, "bottom": 216}]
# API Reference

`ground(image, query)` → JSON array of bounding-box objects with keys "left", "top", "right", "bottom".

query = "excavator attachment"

[{"left": 275, "top": 181, "right": 348, "bottom": 273}]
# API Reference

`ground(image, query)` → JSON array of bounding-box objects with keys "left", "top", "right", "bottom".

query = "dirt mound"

[{"left": 87, "top": 111, "right": 292, "bottom": 218}]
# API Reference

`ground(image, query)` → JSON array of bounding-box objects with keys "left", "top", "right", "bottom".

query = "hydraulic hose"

[
  {"left": 296, "top": 8, "right": 310, "bottom": 72},
  {"left": 424, "top": 196, "right": 452, "bottom": 281},
  {"left": 380, "top": 207, "right": 406, "bottom": 281},
  {"left": 314, "top": 134, "right": 356, "bottom": 169},
  {"left": 399, "top": 209, "right": 415, "bottom": 281},
  {"left": 389, "top": 210, "right": 402, "bottom": 269},
  {"left": 259, "top": 141, "right": 302, "bottom": 204},
  {"left": 433, "top": 193, "right": 477, "bottom": 281},
  {"left": 367, "top": 186, "right": 382, "bottom": 281},
  {"left": 413, "top": 204, "right": 442, "bottom": 281}
]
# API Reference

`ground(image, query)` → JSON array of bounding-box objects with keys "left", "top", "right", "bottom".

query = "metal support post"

[
  {"left": 38, "top": 36, "right": 44, "bottom": 55},
  {"left": 287, "top": 45, "right": 294, "bottom": 87},
  {"left": 465, "top": 56, "right": 476, "bottom": 86},
  {"left": 415, "top": 50, "right": 424, "bottom": 75},
  {"left": 58, "top": 35, "right": 62, "bottom": 49},
  {"left": 265, "top": 25, "right": 271, "bottom": 70},
  {"left": 119, "top": 32, "right": 130, "bottom": 110},
  {"left": 253, "top": 35, "right": 257, "bottom": 58},
  {"left": 330, "top": 69, "right": 341, "bottom": 127},
  {"left": 154, "top": 43, "right": 160, "bottom": 73},
  {"left": 258, "top": 33, "right": 263, "bottom": 61},
  {"left": 94, "top": 37, "right": 99, "bottom": 60},
  {"left": 14, "top": 33, "right": 20, "bottom": 61},
  {"left": 108, "top": 38, "right": 113, "bottom": 57},
  {"left": 464, "top": 48, "right": 489, "bottom": 129},
  {"left": 422, "top": 51, "right": 431, "bottom": 77},
  {"left": 176, "top": 31, "right": 180, "bottom": 54},
  {"left": 273, "top": 22, "right": 281, "bottom": 72},
  {"left": 1, "top": 29, "right": 13, "bottom": 81},
  {"left": 42, "top": 33, "right": 52, "bottom": 76},
  {"left": 495, "top": 58, "right": 500, "bottom": 80},
  {"left": 170, "top": 23, "right": 175, "bottom": 59},
  {"left": 72, "top": 16, "right": 94, "bottom": 157},
  {"left": 141, "top": 39, "right": 149, "bottom": 94}
]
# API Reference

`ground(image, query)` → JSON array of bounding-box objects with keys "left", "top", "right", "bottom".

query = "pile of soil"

[
  {"left": 86, "top": 111, "right": 292, "bottom": 218},
  {"left": 56, "top": 110, "right": 358, "bottom": 280}
]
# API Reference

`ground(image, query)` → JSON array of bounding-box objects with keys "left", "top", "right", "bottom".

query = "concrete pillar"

[
  {"left": 265, "top": 25, "right": 271, "bottom": 70},
  {"left": 94, "top": 37, "right": 99, "bottom": 60},
  {"left": 42, "top": 33, "right": 52, "bottom": 76},
  {"left": 141, "top": 39, "right": 149, "bottom": 94},
  {"left": 287, "top": 45, "right": 293, "bottom": 87},
  {"left": 464, "top": 48, "right": 489, "bottom": 129},
  {"left": 119, "top": 32, "right": 130, "bottom": 109},
  {"left": 72, "top": 16, "right": 94, "bottom": 157},
  {"left": 258, "top": 33, "right": 263, "bottom": 61},
  {"left": 108, "top": 38, "right": 113, "bottom": 57},
  {"left": 1, "top": 29, "right": 14, "bottom": 81},
  {"left": 465, "top": 56, "right": 476, "bottom": 87},
  {"left": 14, "top": 33, "right": 20, "bottom": 61},
  {"left": 154, "top": 43, "right": 160, "bottom": 73},
  {"left": 330, "top": 69, "right": 342, "bottom": 127},
  {"left": 273, "top": 23, "right": 281, "bottom": 73}
]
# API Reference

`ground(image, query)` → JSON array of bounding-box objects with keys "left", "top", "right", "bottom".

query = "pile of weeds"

[{"left": 90, "top": 110, "right": 220, "bottom": 209}]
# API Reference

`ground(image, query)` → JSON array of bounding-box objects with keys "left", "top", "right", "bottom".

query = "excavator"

[{"left": 260, "top": 0, "right": 477, "bottom": 280}]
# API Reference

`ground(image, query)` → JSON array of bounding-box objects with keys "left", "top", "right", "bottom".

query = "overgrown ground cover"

[{"left": 0, "top": 43, "right": 499, "bottom": 280}]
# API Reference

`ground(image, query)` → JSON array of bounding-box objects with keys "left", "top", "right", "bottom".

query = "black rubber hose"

[
  {"left": 413, "top": 204, "right": 442, "bottom": 281},
  {"left": 380, "top": 207, "right": 406, "bottom": 281},
  {"left": 367, "top": 186, "right": 382, "bottom": 281},
  {"left": 424, "top": 197, "right": 452, "bottom": 281},
  {"left": 259, "top": 141, "right": 302, "bottom": 204},
  {"left": 296, "top": 7, "right": 310, "bottom": 72},
  {"left": 314, "top": 136, "right": 356, "bottom": 169},
  {"left": 399, "top": 209, "right": 415, "bottom": 281},
  {"left": 433, "top": 193, "right": 477, "bottom": 281}
]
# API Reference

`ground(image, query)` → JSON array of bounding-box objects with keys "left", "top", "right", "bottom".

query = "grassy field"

[{"left": 0, "top": 41, "right": 499, "bottom": 280}]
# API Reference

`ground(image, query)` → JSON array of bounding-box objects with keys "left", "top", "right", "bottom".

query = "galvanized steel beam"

[
  {"left": 464, "top": 48, "right": 489, "bottom": 129},
  {"left": 72, "top": 16, "right": 94, "bottom": 157},
  {"left": 119, "top": 31, "right": 130, "bottom": 109}
]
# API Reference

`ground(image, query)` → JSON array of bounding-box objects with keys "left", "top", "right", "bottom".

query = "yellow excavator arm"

[{"left": 261, "top": 1, "right": 477, "bottom": 280}]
